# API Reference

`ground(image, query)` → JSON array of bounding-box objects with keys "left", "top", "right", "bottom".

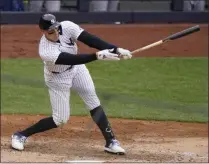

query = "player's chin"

[
  {"left": 52, "top": 37, "right": 59, "bottom": 42},
  {"left": 50, "top": 34, "right": 59, "bottom": 42}
]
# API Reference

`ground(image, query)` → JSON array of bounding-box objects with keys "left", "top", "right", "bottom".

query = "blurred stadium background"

[{"left": 0, "top": 0, "right": 208, "bottom": 12}]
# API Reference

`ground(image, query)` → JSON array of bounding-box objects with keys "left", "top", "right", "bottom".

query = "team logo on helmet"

[{"left": 51, "top": 19, "right": 55, "bottom": 24}]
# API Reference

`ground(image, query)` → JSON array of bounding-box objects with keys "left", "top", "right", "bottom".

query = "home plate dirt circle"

[{"left": 1, "top": 115, "right": 208, "bottom": 162}]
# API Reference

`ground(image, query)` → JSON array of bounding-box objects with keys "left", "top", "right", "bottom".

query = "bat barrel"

[
  {"left": 163, "top": 25, "right": 200, "bottom": 41},
  {"left": 131, "top": 25, "right": 200, "bottom": 55}
]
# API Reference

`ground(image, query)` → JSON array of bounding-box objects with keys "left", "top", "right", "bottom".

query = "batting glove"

[
  {"left": 117, "top": 48, "right": 132, "bottom": 59},
  {"left": 96, "top": 49, "right": 120, "bottom": 61}
]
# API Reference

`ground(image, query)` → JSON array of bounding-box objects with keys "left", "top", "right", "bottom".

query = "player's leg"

[
  {"left": 72, "top": 65, "right": 125, "bottom": 154},
  {"left": 47, "top": 87, "right": 70, "bottom": 126},
  {"left": 45, "top": 0, "right": 61, "bottom": 12},
  {"left": 11, "top": 85, "right": 70, "bottom": 150},
  {"left": 29, "top": 0, "right": 44, "bottom": 12},
  {"left": 72, "top": 65, "right": 101, "bottom": 110}
]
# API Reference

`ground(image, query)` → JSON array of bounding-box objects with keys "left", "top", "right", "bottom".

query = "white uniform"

[{"left": 39, "top": 21, "right": 100, "bottom": 126}]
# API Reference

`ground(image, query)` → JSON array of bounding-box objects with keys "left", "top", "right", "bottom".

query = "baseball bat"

[{"left": 131, "top": 25, "right": 200, "bottom": 55}]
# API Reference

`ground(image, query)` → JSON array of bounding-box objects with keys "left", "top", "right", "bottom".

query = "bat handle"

[{"left": 131, "top": 40, "right": 164, "bottom": 55}]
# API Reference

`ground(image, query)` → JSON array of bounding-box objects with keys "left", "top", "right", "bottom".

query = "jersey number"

[{"left": 66, "top": 38, "right": 74, "bottom": 46}]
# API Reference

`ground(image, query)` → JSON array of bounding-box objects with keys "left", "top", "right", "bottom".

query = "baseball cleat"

[
  {"left": 104, "top": 139, "right": 125, "bottom": 155},
  {"left": 11, "top": 132, "right": 27, "bottom": 151}
]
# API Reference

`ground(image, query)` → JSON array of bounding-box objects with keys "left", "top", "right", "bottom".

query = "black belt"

[{"left": 52, "top": 65, "right": 73, "bottom": 74}]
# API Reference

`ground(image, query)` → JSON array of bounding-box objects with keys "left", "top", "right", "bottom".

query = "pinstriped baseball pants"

[{"left": 45, "top": 64, "right": 101, "bottom": 126}]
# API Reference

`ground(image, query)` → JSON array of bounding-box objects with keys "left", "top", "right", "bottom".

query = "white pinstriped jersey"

[
  {"left": 39, "top": 21, "right": 84, "bottom": 74},
  {"left": 38, "top": 20, "right": 101, "bottom": 123}
]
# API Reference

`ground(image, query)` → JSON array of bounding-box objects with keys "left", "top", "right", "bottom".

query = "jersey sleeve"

[
  {"left": 65, "top": 21, "right": 84, "bottom": 41},
  {"left": 39, "top": 43, "right": 61, "bottom": 64}
]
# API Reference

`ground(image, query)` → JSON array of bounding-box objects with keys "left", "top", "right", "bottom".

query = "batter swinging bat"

[{"left": 131, "top": 25, "right": 200, "bottom": 55}]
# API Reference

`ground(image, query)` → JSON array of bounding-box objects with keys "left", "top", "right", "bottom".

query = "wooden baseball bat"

[{"left": 131, "top": 25, "right": 200, "bottom": 55}]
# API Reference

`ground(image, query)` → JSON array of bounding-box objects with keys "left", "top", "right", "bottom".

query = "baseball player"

[{"left": 11, "top": 14, "right": 132, "bottom": 155}]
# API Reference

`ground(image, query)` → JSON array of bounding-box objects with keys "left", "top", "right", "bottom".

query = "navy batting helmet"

[{"left": 39, "top": 14, "right": 60, "bottom": 31}]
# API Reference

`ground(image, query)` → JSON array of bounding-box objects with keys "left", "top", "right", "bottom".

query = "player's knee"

[
  {"left": 81, "top": 92, "right": 100, "bottom": 110},
  {"left": 52, "top": 114, "right": 69, "bottom": 126},
  {"left": 80, "top": 88, "right": 95, "bottom": 95}
]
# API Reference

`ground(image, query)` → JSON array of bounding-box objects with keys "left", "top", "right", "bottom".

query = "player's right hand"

[{"left": 96, "top": 49, "right": 120, "bottom": 61}]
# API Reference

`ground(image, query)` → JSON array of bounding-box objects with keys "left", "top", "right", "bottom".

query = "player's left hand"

[{"left": 117, "top": 48, "right": 132, "bottom": 59}]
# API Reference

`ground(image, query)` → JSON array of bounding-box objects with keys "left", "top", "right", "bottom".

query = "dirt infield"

[
  {"left": 1, "top": 24, "right": 208, "bottom": 163},
  {"left": 1, "top": 115, "right": 208, "bottom": 162}
]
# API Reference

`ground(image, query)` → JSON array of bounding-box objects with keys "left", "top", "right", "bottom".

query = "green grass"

[{"left": 1, "top": 58, "right": 208, "bottom": 122}]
